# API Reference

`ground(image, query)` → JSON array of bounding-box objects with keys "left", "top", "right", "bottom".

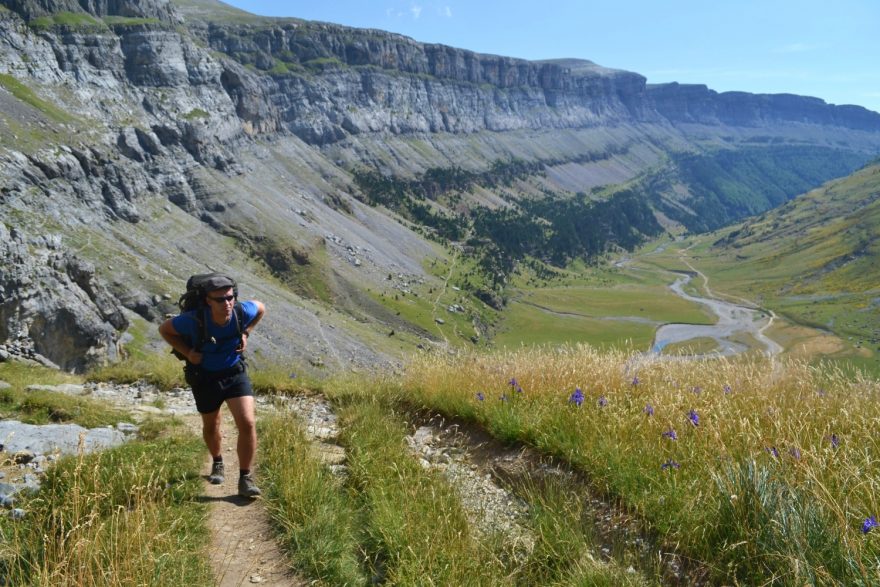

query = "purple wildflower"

[
  {"left": 789, "top": 447, "right": 801, "bottom": 460},
  {"left": 598, "top": 395, "right": 608, "bottom": 408},
  {"left": 289, "top": 373, "right": 297, "bottom": 379},
  {"left": 476, "top": 392, "right": 485, "bottom": 401},
  {"left": 661, "top": 459, "right": 681, "bottom": 470},
  {"left": 862, "top": 516, "right": 878, "bottom": 534},
  {"left": 663, "top": 429, "right": 678, "bottom": 441},
  {"left": 766, "top": 446, "right": 779, "bottom": 458},
  {"left": 644, "top": 404, "right": 654, "bottom": 417},
  {"left": 632, "top": 376, "right": 640, "bottom": 386},
  {"left": 509, "top": 377, "right": 523, "bottom": 393},
  {"left": 830, "top": 434, "right": 840, "bottom": 449},
  {"left": 687, "top": 409, "right": 699, "bottom": 427},
  {"left": 723, "top": 384, "right": 732, "bottom": 394},
  {"left": 569, "top": 387, "right": 584, "bottom": 407},
  {"left": 692, "top": 386, "right": 702, "bottom": 395}
]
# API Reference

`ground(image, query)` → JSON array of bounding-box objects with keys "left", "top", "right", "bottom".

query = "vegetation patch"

[
  {"left": 353, "top": 160, "right": 662, "bottom": 293},
  {"left": 303, "top": 57, "right": 344, "bottom": 72},
  {"left": 0, "top": 388, "right": 128, "bottom": 428},
  {"left": 494, "top": 300, "right": 655, "bottom": 350},
  {"left": 251, "top": 238, "right": 334, "bottom": 304},
  {"left": 399, "top": 347, "right": 880, "bottom": 584},
  {"left": 0, "top": 435, "right": 210, "bottom": 585},
  {"left": 648, "top": 146, "right": 870, "bottom": 232},
  {"left": 102, "top": 16, "right": 161, "bottom": 27},
  {"left": 0, "top": 74, "right": 76, "bottom": 123},
  {"left": 182, "top": 108, "right": 210, "bottom": 121},
  {"left": 260, "top": 413, "right": 366, "bottom": 584},
  {"left": 660, "top": 337, "right": 721, "bottom": 355},
  {"left": 88, "top": 351, "right": 185, "bottom": 391},
  {"left": 28, "top": 11, "right": 105, "bottom": 32},
  {"left": 338, "top": 400, "right": 506, "bottom": 584},
  {"left": 523, "top": 284, "right": 712, "bottom": 324},
  {"left": 0, "top": 364, "right": 126, "bottom": 428},
  {"left": 677, "top": 162, "right": 880, "bottom": 372}
]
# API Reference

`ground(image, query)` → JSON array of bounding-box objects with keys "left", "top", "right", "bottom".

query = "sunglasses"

[{"left": 208, "top": 294, "right": 235, "bottom": 303}]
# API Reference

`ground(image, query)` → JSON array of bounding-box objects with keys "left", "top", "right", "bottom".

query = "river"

[{"left": 652, "top": 273, "right": 782, "bottom": 357}]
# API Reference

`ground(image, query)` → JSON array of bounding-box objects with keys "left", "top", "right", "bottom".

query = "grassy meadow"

[
  {"left": 393, "top": 346, "right": 880, "bottom": 585},
  {"left": 4, "top": 338, "right": 880, "bottom": 585},
  {"left": 666, "top": 163, "right": 880, "bottom": 374}
]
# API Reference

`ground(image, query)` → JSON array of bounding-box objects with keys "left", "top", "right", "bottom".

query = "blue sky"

[{"left": 222, "top": 1, "right": 880, "bottom": 113}]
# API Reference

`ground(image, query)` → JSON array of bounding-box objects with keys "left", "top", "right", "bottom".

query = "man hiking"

[{"left": 159, "top": 274, "right": 265, "bottom": 498}]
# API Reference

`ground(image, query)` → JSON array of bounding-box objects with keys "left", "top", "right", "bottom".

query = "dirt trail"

[
  {"left": 184, "top": 412, "right": 306, "bottom": 587},
  {"left": 431, "top": 250, "right": 460, "bottom": 344}
]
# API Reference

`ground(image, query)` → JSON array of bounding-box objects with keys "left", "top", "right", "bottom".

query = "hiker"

[{"left": 158, "top": 274, "right": 265, "bottom": 498}]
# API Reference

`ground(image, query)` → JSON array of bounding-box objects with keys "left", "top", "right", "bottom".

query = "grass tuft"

[
  {"left": 260, "top": 413, "right": 366, "bottom": 585},
  {"left": 0, "top": 435, "right": 210, "bottom": 585}
]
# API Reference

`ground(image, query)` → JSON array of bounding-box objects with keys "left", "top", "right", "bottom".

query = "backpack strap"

[
  {"left": 189, "top": 307, "right": 209, "bottom": 356},
  {"left": 233, "top": 302, "right": 244, "bottom": 336}
]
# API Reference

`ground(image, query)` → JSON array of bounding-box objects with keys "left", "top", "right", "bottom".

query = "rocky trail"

[
  {"left": 1, "top": 377, "right": 707, "bottom": 585},
  {"left": 407, "top": 414, "right": 709, "bottom": 585}
]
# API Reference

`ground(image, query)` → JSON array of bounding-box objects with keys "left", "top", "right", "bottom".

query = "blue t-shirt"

[{"left": 171, "top": 300, "right": 258, "bottom": 372}]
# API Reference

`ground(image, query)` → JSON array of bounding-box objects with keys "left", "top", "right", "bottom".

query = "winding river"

[{"left": 652, "top": 273, "right": 783, "bottom": 357}]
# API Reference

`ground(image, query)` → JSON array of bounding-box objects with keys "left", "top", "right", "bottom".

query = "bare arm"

[{"left": 158, "top": 319, "right": 203, "bottom": 365}]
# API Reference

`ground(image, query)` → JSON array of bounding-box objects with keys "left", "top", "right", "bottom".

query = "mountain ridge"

[{"left": 1, "top": 0, "right": 879, "bottom": 372}]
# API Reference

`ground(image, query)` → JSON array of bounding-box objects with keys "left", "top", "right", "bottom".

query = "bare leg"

[
  {"left": 225, "top": 396, "right": 257, "bottom": 471},
  {"left": 200, "top": 409, "right": 223, "bottom": 458}
]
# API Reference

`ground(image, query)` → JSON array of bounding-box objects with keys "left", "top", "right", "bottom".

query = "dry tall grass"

[
  {"left": 401, "top": 345, "right": 880, "bottom": 584},
  {"left": 0, "top": 435, "right": 210, "bottom": 586}
]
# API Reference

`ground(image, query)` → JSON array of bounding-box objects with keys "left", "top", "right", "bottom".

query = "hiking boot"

[
  {"left": 238, "top": 473, "right": 261, "bottom": 498},
  {"left": 208, "top": 460, "right": 224, "bottom": 485}
]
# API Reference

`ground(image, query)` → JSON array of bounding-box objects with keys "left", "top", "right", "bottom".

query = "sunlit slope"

[{"left": 690, "top": 161, "right": 880, "bottom": 367}]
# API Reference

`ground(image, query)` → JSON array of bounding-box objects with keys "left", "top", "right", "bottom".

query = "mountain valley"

[{"left": 1, "top": 0, "right": 879, "bottom": 374}]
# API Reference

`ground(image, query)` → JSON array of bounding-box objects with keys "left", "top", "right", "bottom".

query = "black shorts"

[{"left": 185, "top": 363, "right": 253, "bottom": 414}]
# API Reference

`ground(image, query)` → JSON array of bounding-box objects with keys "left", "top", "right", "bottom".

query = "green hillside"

[
  {"left": 686, "top": 161, "right": 880, "bottom": 371},
  {"left": 646, "top": 146, "right": 871, "bottom": 232}
]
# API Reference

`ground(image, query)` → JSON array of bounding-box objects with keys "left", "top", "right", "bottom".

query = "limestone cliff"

[{"left": 0, "top": 0, "right": 879, "bottom": 370}]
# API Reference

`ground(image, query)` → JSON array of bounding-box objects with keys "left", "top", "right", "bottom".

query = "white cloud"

[{"left": 411, "top": 5, "right": 422, "bottom": 19}]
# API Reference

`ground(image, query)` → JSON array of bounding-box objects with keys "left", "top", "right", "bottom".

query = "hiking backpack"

[{"left": 172, "top": 273, "right": 245, "bottom": 362}]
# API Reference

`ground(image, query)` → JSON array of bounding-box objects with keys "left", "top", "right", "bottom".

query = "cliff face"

[
  {"left": 3, "top": 0, "right": 176, "bottom": 21},
  {"left": 648, "top": 83, "right": 880, "bottom": 131},
  {"left": 194, "top": 21, "right": 658, "bottom": 145},
  {"left": 190, "top": 19, "right": 880, "bottom": 143},
  {"left": 1, "top": 0, "right": 879, "bottom": 371}
]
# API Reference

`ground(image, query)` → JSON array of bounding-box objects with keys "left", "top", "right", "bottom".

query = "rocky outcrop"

[
  {"left": 0, "top": 224, "right": 127, "bottom": 372},
  {"left": 648, "top": 83, "right": 880, "bottom": 131},
  {"left": 196, "top": 22, "right": 657, "bottom": 143},
  {"left": 3, "top": 0, "right": 176, "bottom": 23}
]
